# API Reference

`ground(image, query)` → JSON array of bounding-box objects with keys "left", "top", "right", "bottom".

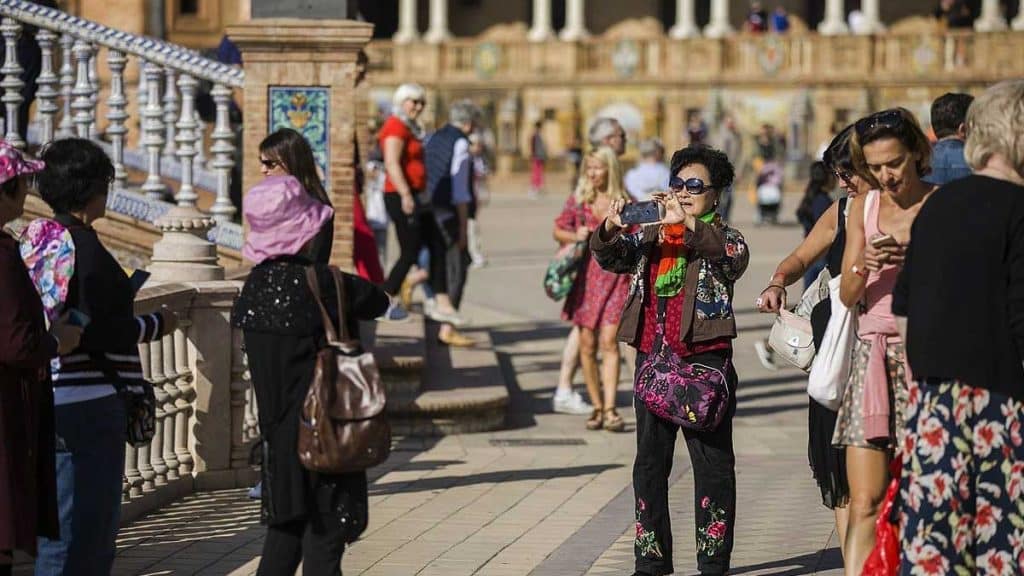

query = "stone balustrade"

[{"left": 0, "top": 0, "right": 244, "bottom": 254}]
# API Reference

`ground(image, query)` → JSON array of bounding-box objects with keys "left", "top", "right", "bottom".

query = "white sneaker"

[
  {"left": 754, "top": 339, "right": 778, "bottom": 371},
  {"left": 423, "top": 297, "right": 436, "bottom": 317},
  {"left": 552, "top": 389, "right": 594, "bottom": 415},
  {"left": 427, "top": 307, "right": 467, "bottom": 327}
]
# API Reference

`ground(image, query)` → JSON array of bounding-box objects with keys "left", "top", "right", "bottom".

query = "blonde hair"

[
  {"left": 574, "top": 146, "right": 630, "bottom": 205},
  {"left": 850, "top": 108, "right": 932, "bottom": 189},
  {"left": 964, "top": 80, "right": 1024, "bottom": 175}
]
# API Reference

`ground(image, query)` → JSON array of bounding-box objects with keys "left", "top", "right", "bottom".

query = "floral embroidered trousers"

[
  {"left": 898, "top": 379, "right": 1024, "bottom": 576},
  {"left": 633, "top": 351, "right": 738, "bottom": 576}
]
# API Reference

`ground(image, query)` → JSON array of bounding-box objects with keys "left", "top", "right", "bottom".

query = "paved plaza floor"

[{"left": 109, "top": 176, "right": 845, "bottom": 575}]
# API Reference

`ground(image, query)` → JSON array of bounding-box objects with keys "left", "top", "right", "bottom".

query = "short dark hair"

[
  {"left": 931, "top": 92, "right": 974, "bottom": 139},
  {"left": 669, "top": 145, "right": 735, "bottom": 190},
  {"left": 37, "top": 138, "right": 113, "bottom": 214},
  {"left": 823, "top": 123, "right": 855, "bottom": 172}
]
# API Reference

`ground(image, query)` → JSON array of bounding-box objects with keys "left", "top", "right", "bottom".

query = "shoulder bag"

[
  {"left": 767, "top": 267, "right": 830, "bottom": 372},
  {"left": 543, "top": 203, "right": 588, "bottom": 301},
  {"left": 298, "top": 267, "right": 391, "bottom": 474}
]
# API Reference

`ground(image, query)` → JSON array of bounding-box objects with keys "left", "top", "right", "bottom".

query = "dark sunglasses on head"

[
  {"left": 855, "top": 109, "right": 904, "bottom": 138},
  {"left": 259, "top": 158, "right": 279, "bottom": 169},
  {"left": 669, "top": 176, "right": 712, "bottom": 195},
  {"left": 834, "top": 168, "right": 855, "bottom": 186}
]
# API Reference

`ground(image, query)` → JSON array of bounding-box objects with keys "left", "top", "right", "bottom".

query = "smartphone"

[
  {"left": 869, "top": 234, "right": 897, "bottom": 248},
  {"left": 620, "top": 201, "right": 662, "bottom": 226},
  {"left": 129, "top": 269, "right": 151, "bottom": 294},
  {"left": 67, "top": 308, "right": 91, "bottom": 328}
]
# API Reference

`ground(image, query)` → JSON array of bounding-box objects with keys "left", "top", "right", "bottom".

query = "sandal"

[
  {"left": 603, "top": 409, "right": 625, "bottom": 432},
  {"left": 585, "top": 408, "right": 603, "bottom": 431}
]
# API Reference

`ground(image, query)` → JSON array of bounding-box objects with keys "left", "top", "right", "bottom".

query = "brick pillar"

[{"left": 227, "top": 19, "right": 374, "bottom": 271}]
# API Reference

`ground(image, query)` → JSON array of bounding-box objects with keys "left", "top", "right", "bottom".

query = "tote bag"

[{"left": 807, "top": 274, "right": 856, "bottom": 410}]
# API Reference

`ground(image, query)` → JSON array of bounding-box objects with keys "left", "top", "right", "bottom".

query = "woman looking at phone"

[
  {"left": 592, "top": 146, "right": 748, "bottom": 576},
  {"left": 833, "top": 108, "right": 935, "bottom": 576},
  {"left": 553, "top": 146, "right": 631, "bottom": 432}
]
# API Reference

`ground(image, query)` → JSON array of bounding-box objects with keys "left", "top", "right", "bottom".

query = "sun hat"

[
  {"left": 242, "top": 174, "right": 333, "bottom": 264},
  {"left": 0, "top": 140, "right": 45, "bottom": 185}
]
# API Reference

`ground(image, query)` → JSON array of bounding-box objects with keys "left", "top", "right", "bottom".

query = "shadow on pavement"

[
  {"left": 729, "top": 547, "right": 843, "bottom": 575},
  {"left": 369, "top": 464, "right": 623, "bottom": 496}
]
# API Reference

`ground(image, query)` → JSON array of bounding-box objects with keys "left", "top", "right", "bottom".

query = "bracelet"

[{"left": 851, "top": 265, "right": 869, "bottom": 279}]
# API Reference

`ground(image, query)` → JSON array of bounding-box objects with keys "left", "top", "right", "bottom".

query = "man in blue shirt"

[{"left": 926, "top": 92, "right": 973, "bottom": 186}]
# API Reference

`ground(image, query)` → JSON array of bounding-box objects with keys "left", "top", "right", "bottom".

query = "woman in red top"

[{"left": 378, "top": 83, "right": 429, "bottom": 321}]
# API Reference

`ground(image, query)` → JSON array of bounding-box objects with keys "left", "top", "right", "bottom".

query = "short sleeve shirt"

[{"left": 378, "top": 115, "right": 426, "bottom": 193}]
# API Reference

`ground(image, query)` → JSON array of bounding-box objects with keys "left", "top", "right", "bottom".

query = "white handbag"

[
  {"left": 807, "top": 274, "right": 856, "bottom": 410},
  {"left": 767, "top": 267, "right": 830, "bottom": 372}
]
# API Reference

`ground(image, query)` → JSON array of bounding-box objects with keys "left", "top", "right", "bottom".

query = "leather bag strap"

[
  {"left": 328, "top": 266, "right": 353, "bottom": 343},
  {"left": 305, "top": 266, "right": 340, "bottom": 344}
]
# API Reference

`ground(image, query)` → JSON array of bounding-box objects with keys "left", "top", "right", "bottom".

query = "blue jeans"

[{"left": 36, "top": 394, "right": 126, "bottom": 576}]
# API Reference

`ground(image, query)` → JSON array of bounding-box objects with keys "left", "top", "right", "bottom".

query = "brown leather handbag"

[{"left": 297, "top": 266, "right": 391, "bottom": 474}]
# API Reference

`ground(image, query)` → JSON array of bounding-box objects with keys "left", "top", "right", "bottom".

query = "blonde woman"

[{"left": 553, "top": 147, "right": 632, "bottom": 431}]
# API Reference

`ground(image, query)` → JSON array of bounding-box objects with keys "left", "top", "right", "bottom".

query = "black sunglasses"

[
  {"left": 259, "top": 157, "right": 279, "bottom": 169},
  {"left": 669, "top": 176, "right": 713, "bottom": 195},
  {"left": 833, "top": 168, "right": 855, "bottom": 186},
  {"left": 855, "top": 109, "right": 904, "bottom": 138}
]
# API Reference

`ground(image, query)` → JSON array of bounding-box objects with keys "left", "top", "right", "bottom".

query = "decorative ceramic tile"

[{"left": 268, "top": 87, "right": 330, "bottom": 186}]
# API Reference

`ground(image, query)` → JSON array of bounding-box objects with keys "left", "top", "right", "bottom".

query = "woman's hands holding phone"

[
  {"left": 604, "top": 198, "right": 626, "bottom": 234},
  {"left": 864, "top": 234, "right": 905, "bottom": 272}
]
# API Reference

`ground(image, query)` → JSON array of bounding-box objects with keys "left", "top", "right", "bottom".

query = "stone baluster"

[
  {"left": 70, "top": 40, "right": 94, "bottom": 139},
  {"left": 0, "top": 18, "right": 25, "bottom": 149},
  {"left": 125, "top": 341, "right": 151, "bottom": 498},
  {"left": 230, "top": 329, "right": 249, "bottom": 469},
  {"left": 87, "top": 45, "right": 99, "bottom": 138},
  {"left": 424, "top": 0, "right": 451, "bottom": 44},
  {"left": 559, "top": 0, "right": 589, "bottom": 41},
  {"left": 393, "top": 0, "right": 419, "bottom": 43},
  {"left": 34, "top": 30, "right": 59, "bottom": 144},
  {"left": 194, "top": 113, "right": 207, "bottom": 168},
  {"left": 855, "top": 0, "right": 884, "bottom": 34},
  {"left": 173, "top": 325, "right": 193, "bottom": 474},
  {"left": 162, "top": 68, "right": 178, "bottom": 159},
  {"left": 818, "top": 0, "right": 849, "bottom": 35},
  {"left": 527, "top": 0, "right": 553, "bottom": 42},
  {"left": 704, "top": 0, "right": 734, "bottom": 38},
  {"left": 161, "top": 334, "right": 181, "bottom": 480},
  {"left": 209, "top": 83, "right": 236, "bottom": 222},
  {"left": 140, "top": 61, "right": 167, "bottom": 200},
  {"left": 174, "top": 74, "right": 198, "bottom": 208},
  {"left": 147, "top": 339, "right": 167, "bottom": 487},
  {"left": 669, "top": 0, "right": 699, "bottom": 39},
  {"left": 106, "top": 50, "right": 129, "bottom": 191},
  {"left": 975, "top": 0, "right": 1008, "bottom": 31},
  {"left": 56, "top": 34, "right": 74, "bottom": 139},
  {"left": 244, "top": 384, "right": 258, "bottom": 442}
]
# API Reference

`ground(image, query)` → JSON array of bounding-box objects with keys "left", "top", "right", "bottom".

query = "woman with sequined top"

[{"left": 232, "top": 175, "right": 388, "bottom": 575}]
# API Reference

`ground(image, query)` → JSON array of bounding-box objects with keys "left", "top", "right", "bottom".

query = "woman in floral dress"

[
  {"left": 554, "top": 146, "right": 632, "bottom": 431},
  {"left": 892, "top": 80, "right": 1024, "bottom": 576}
]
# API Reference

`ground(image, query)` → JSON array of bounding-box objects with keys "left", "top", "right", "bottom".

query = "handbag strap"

[
  {"left": 653, "top": 296, "right": 668, "bottom": 354},
  {"left": 305, "top": 266, "right": 345, "bottom": 345},
  {"left": 328, "top": 266, "right": 354, "bottom": 343}
]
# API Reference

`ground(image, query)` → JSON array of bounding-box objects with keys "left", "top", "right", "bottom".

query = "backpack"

[{"left": 297, "top": 266, "right": 391, "bottom": 474}]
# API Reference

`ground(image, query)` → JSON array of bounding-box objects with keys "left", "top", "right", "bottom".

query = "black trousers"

[
  {"left": 257, "top": 513, "right": 347, "bottom": 576},
  {"left": 382, "top": 193, "right": 424, "bottom": 295},
  {"left": 633, "top": 351, "right": 738, "bottom": 576}
]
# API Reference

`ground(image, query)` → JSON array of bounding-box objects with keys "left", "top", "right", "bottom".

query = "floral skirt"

[
  {"left": 898, "top": 379, "right": 1024, "bottom": 576},
  {"left": 832, "top": 338, "right": 909, "bottom": 451}
]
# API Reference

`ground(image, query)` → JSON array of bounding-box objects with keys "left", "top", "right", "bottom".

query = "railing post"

[
  {"left": 160, "top": 335, "right": 181, "bottom": 481},
  {"left": 0, "top": 18, "right": 25, "bottom": 149},
  {"left": 70, "top": 40, "right": 94, "bottom": 139},
  {"left": 147, "top": 339, "right": 167, "bottom": 487},
  {"left": 194, "top": 113, "right": 207, "bottom": 168},
  {"left": 174, "top": 73, "right": 198, "bottom": 208},
  {"left": 56, "top": 33, "right": 74, "bottom": 139},
  {"left": 106, "top": 49, "right": 129, "bottom": 191},
  {"left": 173, "top": 325, "right": 194, "bottom": 475},
  {"left": 35, "top": 30, "right": 59, "bottom": 145},
  {"left": 162, "top": 67, "right": 178, "bottom": 160},
  {"left": 87, "top": 44, "right": 99, "bottom": 139},
  {"left": 209, "top": 83, "right": 236, "bottom": 222},
  {"left": 141, "top": 61, "right": 167, "bottom": 200}
]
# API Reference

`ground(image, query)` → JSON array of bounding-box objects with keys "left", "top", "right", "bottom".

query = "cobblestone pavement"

[{"left": 105, "top": 176, "right": 843, "bottom": 575}]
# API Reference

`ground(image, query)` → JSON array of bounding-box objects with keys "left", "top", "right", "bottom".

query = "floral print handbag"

[{"left": 636, "top": 301, "right": 730, "bottom": 432}]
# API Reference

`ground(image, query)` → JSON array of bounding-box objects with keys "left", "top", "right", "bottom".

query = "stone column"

[
  {"left": 229, "top": 19, "right": 373, "bottom": 270},
  {"left": 855, "top": 0, "right": 884, "bottom": 34},
  {"left": 704, "top": 0, "right": 734, "bottom": 39},
  {"left": 528, "top": 0, "right": 554, "bottom": 42},
  {"left": 393, "top": 0, "right": 419, "bottom": 44},
  {"left": 149, "top": 207, "right": 224, "bottom": 282},
  {"left": 423, "top": 0, "right": 452, "bottom": 44},
  {"left": 559, "top": 0, "right": 589, "bottom": 41},
  {"left": 669, "top": 0, "right": 699, "bottom": 39},
  {"left": 975, "top": 0, "right": 1008, "bottom": 31},
  {"left": 818, "top": 0, "right": 849, "bottom": 35}
]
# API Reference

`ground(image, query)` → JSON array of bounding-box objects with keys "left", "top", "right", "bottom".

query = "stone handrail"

[{"left": 121, "top": 281, "right": 257, "bottom": 524}]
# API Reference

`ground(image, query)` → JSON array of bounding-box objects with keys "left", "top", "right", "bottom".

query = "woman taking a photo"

[
  {"left": 233, "top": 174, "right": 389, "bottom": 575},
  {"left": 833, "top": 108, "right": 935, "bottom": 576},
  {"left": 893, "top": 80, "right": 1024, "bottom": 575},
  {"left": 593, "top": 146, "right": 749, "bottom": 576},
  {"left": 553, "top": 146, "right": 631, "bottom": 432},
  {"left": 755, "top": 124, "right": 871, "bottom": 560}
]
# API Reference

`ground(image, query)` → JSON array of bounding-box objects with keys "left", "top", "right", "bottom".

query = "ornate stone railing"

[
  {"left": 121, "top": 281, "right": 257, "bottom": 524},
  {"left": 0, "top": 0, "right": 245, "bottom": 251}
]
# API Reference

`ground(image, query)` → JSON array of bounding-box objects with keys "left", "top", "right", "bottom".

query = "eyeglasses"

[
  {"left": 669, "top": 176, "right": 713, "bottom": 195},
  {"left": 259, "top": 157, "right": 279, "bottom": 169},
  {"left": 833, "top": 168, "right": 855, "bottom": 187},
  {"left": 411, "top": 99, "right": 426, "bottom": 106},
  {"left": 855, "top": 109, "right": 904, "bottom": 138}
]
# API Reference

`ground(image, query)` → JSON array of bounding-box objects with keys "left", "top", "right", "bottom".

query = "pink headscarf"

[
  {"left": 0, "top": 140, "right": 45, "bottom": 185},
  {"left": 242, "top": 175, "right": 333, "bottom": 264}
]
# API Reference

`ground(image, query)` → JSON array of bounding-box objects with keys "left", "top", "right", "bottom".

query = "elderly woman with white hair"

[
  {"left": 892, "top": 80, "right": 1024, "bottom": 575},
  {"left": 377, "top": 82, "right": 429, "bottom": 321}
]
